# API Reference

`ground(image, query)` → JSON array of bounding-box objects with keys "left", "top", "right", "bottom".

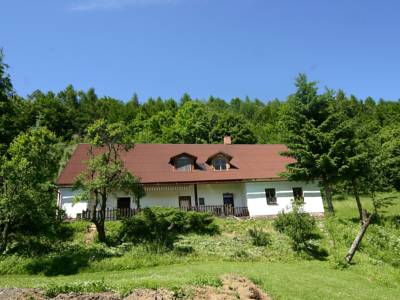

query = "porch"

[{"left": 78, "top": 205, "right": 249, "bottom": 221}]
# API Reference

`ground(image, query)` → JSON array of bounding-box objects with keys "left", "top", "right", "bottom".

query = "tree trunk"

[
  {"left": 96, "top": 221, "right": 106, "bottom": 243},
  {"left": 95, "top": 191, "right": 107, "bottom": 243},
  {"left": 0, "top": 222, "right": 10, "bottom": 253},
  {"left": 323, "top": 182, "right": 334, "bottom": 214},
  {"left": 136, "top": 197, "right": 141, "bottom": 210},
  {"left": 345, "top": 210, "right": 372, "bottom": 263},
  {"left": 352, "top": 179, "right": 364, "bottom": 223}
]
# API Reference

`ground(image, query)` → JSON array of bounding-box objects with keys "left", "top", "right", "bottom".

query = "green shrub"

[
  {"left": 248, "top": 227, "right": 272, "bottom": 246},
  {"left": 273, "top": 202, "right": 320, "bottom": 252},
  {"left": 45, "top": 280, "right": 112, "bottom": 298},
  {"left": 119, "top": 207, "right": 219, "bottom": 250}
]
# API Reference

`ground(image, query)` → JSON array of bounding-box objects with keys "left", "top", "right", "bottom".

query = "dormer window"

[
  {"left": 213, "top": 157, "right": 227, "bottom": 171},
  {"left": 206, "top": 152, "right": 233, "bottom": 171},
  {"left": 175, "top": 156, "right": 192, "bottom": 171},
  {"left": 169, "top": 152, "right": 197, "bottom": 172}
]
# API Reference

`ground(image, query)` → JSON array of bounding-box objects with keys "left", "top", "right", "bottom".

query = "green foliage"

[
  {"left": 248, "top": 227, "right": 272, "bottom": 246},
  {"left": 45, "top": 280, "right": 112, "bottom": 298},
  {"left": 209, "top": 113, "right": 257, "bottom": 144},
  {"left": 273, "top": 202, "right": 320, "bottom": 252},
  {"left": 0, "top": 127, "right": 62, "bottom": 253},
  {"left": 74, "top": 119, "right": 145, "bottom": 242},
  {"left": 119, "top": 207, "right": 219, "bottom": 250}
]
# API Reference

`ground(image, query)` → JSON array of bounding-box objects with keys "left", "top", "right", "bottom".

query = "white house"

[{"left": 57, "top": 137, "right": 324, "bottom": 218}]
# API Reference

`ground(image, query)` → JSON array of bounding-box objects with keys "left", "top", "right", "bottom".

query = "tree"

[
  {"left": 281, "top": 74, "right": 337, "bottom": 213},
  {"left": 0, "top": 49, "right": 19, "bottom": 155},
  {"left": 74, "top": 120, "right": 145, "bottom": 243},
  {"left": 170, "top": 101, "right": 210, "bottom": 143},
  {"left": 0, "top": 127, "right": 61, "bottom": 252},
  {"left": 209, "top": 112, "right": 257, "bottom": 144},
  {"left": 376, "top": 126, "right": 400, "bottom": 190},
  {"left": 330, "top": 115, "right": 376, "bottom": 222}
]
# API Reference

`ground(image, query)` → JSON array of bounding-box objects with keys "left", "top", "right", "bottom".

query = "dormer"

[
  {"left": 206, "top": 152, "right": 233, "bottom": 171},
  {"left": 169, "top": 152, "right": 197, "bottom": 171}
]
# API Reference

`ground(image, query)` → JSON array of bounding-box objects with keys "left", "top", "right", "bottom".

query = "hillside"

[{"left": 0, "top": 193, "right": 399, "bottom": 299}]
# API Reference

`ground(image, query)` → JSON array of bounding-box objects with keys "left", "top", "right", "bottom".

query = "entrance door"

[
  {"left": 117, "top": 197, "right": 131, "bottom": 218},
  {"left": 117, "top": 197, "right": 131, "bottom": 209},
  {"left": 223, "top": 193, "right": 234, "bottom": 215},
  {"left": 179, "top": 196, "right": 191, "bottom": 211}
]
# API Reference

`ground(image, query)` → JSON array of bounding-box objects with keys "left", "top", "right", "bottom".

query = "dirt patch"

[
  {"left": 189, "top": 275, "right": 271, "bottom": 300},
  {"left": 124, "top": 275, "right": 271, "bottom": 300},
  {"left": 53, "top": 292, "right": 121, "bottom": 300},
  {"left": 0, "top": 275, "right": 270, "bottom": 299},
  {"left": 85, "top": 224, "right": 97, "bottom": 245},
  {"left": 0, "top": 288, "right": 46, "bottom": 300},
  {"left": 124, "top": 288, "right": 173, "bottom": 300}
]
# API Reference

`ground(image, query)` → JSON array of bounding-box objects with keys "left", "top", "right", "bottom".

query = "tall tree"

[
  {"left": 0, "top": 127, "right": 61, "bottom": 252},
  {"left": 0, "top": 49, "right": 18, "bottom": 155},
  {"left": 281, "top": 74, "right": 337, "bottom": 213},
  {"left": 330, "top": 107, "right": 378, "bottom": 222},
  {"left": 74, "top": 120, "right": 145, "bottom": 243}
]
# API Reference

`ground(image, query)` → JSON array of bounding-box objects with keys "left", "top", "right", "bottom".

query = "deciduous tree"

[
  {"left": 74, "top": 120, "right": 145, "bottom": 243},
  {"left": 0, "top": 127, "right": 61, "bottom": 252}
]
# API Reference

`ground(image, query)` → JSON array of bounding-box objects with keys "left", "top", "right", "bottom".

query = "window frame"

[
  {"left": 265, "top": 188, "right": 277, "bottom": 205},
  {"left": 292, "top": 187, "right": 304, "bottom": 203},
  {"left": 212, "top": 157, "right": 228, "bottom": 171},
  {"left": 198, "top": 197, "right": 205, "bottom": 206},
  {"left": 174, "top": 156, "right": 193, "bottom": 171}
]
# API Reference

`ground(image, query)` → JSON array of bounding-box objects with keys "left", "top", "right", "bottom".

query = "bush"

[
  {"left": 273, "top": 202, "right": 320, "bottom": 252},
  {"left": 45, "top": 280, "right": 111, "bottom": 298},
  {"left": 248, "top": 227, "right": 271, "bottom": 247},
  {"left": 119, "top": 207, "right": 219, "bottom": 250}
]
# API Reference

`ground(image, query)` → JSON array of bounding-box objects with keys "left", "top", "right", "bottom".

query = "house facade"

[{"left": 57, "top": 138, "right": 324, "bottom": 218}]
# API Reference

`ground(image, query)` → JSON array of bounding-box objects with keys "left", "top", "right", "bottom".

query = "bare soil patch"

[
  {"left": 0, "top": 288, "right": 46, "bottom": 300},
  {"left": 0, "top": 275, "right": 270, "bottom": 299}
]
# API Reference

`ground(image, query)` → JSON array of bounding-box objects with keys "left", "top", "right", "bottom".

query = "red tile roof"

[{"left": 57, "top": 144, "right": 293, "bottom": 186}]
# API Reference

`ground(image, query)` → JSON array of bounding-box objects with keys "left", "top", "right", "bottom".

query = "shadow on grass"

[
  {"left": 25, "top": 246, "right": 116, "bottom": 276},
  {"left": 304, "top": 244, "right": 329, "bottom": 261}
]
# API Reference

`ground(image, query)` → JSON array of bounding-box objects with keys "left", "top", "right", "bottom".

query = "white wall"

[
  {"left": 245, "top": 181, "right": 324, "bottom": 217},
  {"left": 59, "top": 187, "right": 88, "bottom": 218},
  {"left": 197, "top": 183, "right": 246, "bottom": 207},
  {"left": 59, "top": 181, "right": 324, "bottom": 218}
]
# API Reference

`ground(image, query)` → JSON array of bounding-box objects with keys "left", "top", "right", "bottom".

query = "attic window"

[
  {"left": 213, "top": 158, "right": 227, "bottom": 171},
  {"left": 206, "top": 152, "right": 233, "bottom": 171},
  {"left": 175, "top": 156, "right": 192, "bottom": 171}
]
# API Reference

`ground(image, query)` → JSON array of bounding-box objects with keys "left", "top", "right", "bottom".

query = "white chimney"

[{"left": 224, "top": 136, "right": 232, "bottom": 145}]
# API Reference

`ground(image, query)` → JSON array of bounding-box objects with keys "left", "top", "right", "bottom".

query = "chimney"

[{"left": 223, "top": 136, "right": 232, "bottom": 145}]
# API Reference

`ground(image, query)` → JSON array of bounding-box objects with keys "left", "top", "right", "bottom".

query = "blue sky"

[{"left": 1, "top": 0, "right": 399, "bottom": 102}]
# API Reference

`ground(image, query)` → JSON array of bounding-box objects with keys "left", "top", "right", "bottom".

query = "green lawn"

[
  {"left": 0, "top": 193, "right": 399, "bottom": 299},
  {"left": 1, "top": 261, "right": 399, "bottom": 299}
]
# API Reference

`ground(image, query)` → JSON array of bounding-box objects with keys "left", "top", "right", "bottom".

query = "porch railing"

[{"left": 78, "top": 205, "right": 249, "bottom": 220}]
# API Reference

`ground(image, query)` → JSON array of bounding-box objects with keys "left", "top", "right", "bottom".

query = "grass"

[
  {"left": 0, "top": 192, "right": 399, "bottom": 299},
  {"left": 0, "top": 261, "right": 399, "bottom": 299}
]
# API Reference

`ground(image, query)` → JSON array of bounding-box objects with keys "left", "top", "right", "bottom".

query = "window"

[
  {"left": 292, "top": 187, "right": 304, "bottom": 203},
  {"left": 223, "top": 193, "right": 234, "bottom": 206},
  {"left": 213, "top": 158, "right": 227, "bottom": 171},
  {"left": 199, "top": 197, "right": 205, "bottom": 206},
  {"left": 265, "top": 188, "right": 277, "bottom": 205},
  {"left": 175, "top": 156, "right": 192, "bottom": 171}
]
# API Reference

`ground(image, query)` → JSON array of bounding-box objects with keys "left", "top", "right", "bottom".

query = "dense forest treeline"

[{"left": 2, "top": 73, "right": 400, "bottom": 148}]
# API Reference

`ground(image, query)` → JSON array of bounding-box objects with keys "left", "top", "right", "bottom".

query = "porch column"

[{"left": 194, "top": 184, "right": 198, "bottom": 207}]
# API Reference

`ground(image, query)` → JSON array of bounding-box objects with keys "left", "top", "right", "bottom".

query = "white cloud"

[{"left": 70, "top": 0, "right": 177, "bottom": 11}]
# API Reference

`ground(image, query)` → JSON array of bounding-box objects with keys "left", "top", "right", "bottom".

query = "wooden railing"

[{"left": 78, "top": 205, "right": 249, "bottom": 220}]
